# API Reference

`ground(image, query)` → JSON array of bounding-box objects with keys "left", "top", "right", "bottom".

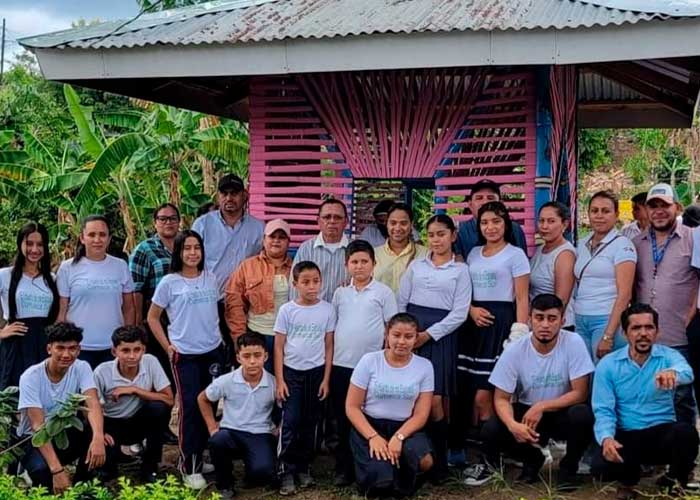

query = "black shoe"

[
  {"left": 516, "top": 467, "right": 541, "bottom": 484},
  {"left": 557, "top": 469, "right": 584, "bottom": 492}
]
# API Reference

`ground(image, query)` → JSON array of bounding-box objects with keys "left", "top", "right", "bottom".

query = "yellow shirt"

[{"left": 374, "top": 241, "right": 429, "bottom": 295}]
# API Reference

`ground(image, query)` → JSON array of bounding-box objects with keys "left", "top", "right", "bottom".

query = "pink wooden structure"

[{"left": 249, "top": 68, "right": 540, "bottom": 252}]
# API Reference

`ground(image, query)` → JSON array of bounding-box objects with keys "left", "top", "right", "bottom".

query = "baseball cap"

[
  {"left": 264, "top": 219, "right": 291, "bottom": 238},
  {"left": 471, "top": 179, "right": 501, "bottom": 197},
  {"left": 217, "top": 173, "right": 245, "bottom": 192},
  {"left": 646, "top": 183, "right": 678, "bottom": 205}
]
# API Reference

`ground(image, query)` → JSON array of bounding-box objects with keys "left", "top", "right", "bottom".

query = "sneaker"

[
  {"left": 279, "top": 473, "right": 296, "bottom": 496},
  {"left": 202, "top": 463, "right": 215, "bottom": 474},
  {"left": 297, "top": 471, "right": 315, "bottom": 488},
  {"left": 463, "top": 463, "right": 494, "bottom": 486},
  {"left": 182, "top": 473, "right": 207, "bottom": 490},
  {"left": 541, "top": 446, "right": 553, "bottom": 466},
  {"left": 18, "top": 469, "right": 33, "bottom": 487},
  {"left": 217, "top": 488, "right": 236, "bottom": 500}
]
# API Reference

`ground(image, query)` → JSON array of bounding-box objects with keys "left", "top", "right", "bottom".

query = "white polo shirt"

[
  {"left": 205, "top": 367, "right": 277, "bottom": 434},
  {"left": 332, "top": 279, "right": 398, "bottom": 369},
  {"left": 94, "top": 354, "right": 171, "bottom": 419}
]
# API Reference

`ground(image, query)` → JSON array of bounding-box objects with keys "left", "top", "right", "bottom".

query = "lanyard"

[{"left": 650, "top": 230, "right": 673, "bottom": 269}]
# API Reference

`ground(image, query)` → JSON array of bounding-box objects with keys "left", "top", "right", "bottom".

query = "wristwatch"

[{"left": 395, "top": 433, "right": 405, "bottom": 442}]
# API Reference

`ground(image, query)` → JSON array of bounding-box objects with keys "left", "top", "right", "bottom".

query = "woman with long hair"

[
  {"left": 57, "top": 215, "right": 135, "bottom": 368},
  {"left": 0, "top": 222, "right": 59, "bottom": 389},
  {"left": 398, "top": 214, "right": 471, "bottom": 482},
  {"left": 148, "top": 230, "right": 223, "bottom": 490}
]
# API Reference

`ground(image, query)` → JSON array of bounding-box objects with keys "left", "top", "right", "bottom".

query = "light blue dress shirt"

[{"left": 592, "top": 344, "right": 694, "bottom": 445}]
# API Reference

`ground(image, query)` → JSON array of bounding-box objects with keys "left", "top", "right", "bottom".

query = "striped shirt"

[
  {"left": 289, "top": 233, "right": 350, "bottom": 303},
  {"left": 192, "top": 211, "right": 264, "bottom": 298}
]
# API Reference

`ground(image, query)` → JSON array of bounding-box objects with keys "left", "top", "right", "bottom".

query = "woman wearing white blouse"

[{"left": 398, "top": 214, "right": 471, "bottom": 481}]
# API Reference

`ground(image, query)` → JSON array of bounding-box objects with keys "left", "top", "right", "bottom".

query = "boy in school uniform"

[
  {"left": 199, "top": 332, "right": 279, "bottom": 500},
  {"left": 274, "top": 261, "right": 336, "bottom": 496},
  {"left": 93, "top": 326, "right": 173, "bottom": 482},
  {"left": 331, "top": 240, "right": 398, "bottom": 486}
]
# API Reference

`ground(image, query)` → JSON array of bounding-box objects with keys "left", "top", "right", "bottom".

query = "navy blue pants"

[
  {"left": 209, "top": 428, "right": 276, "bottom": 489},
  {"left": 19, "top": 425, "right": 92, "bottom": 489},
  {"left": 172, "top": 345, "right": 224, "bottom": 473},
  {"left": 78, "top": 349, "right": 113, "bottom": 370},
  {"left": 104, "top": 401, "right": 171, "bottom": 475},
  {"left": 278, "top": 365, "right": 324, "bottom": 475},
  {"left": 331, "top": 365, "right": 354, "bottom": 479},
  {"left": 673, "top": 346, "right": 698, "bottom": 426}
]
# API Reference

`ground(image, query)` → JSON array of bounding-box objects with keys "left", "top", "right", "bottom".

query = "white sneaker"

[
  {"left": 541, "top": 446, "right": 553, "bottom": 466},
  {"left": 182, "top": 473, "right": 207, "bottom": 490},
  {"left": 201, "top": 463, "right": 215, "bottom": 474},
  {"left": 18, "top": 469, "right": 32, "bottom": 487}
]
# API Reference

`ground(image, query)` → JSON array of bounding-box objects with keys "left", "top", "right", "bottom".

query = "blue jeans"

[{"left": 575, "top": 314, "right": 627, "bottom": 364}]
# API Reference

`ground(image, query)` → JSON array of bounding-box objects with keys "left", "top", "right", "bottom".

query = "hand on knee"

[{"left": 419, "top": 453, "right": 434, "bottom": 472}]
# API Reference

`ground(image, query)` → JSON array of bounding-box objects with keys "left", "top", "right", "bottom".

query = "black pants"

[
  {"left": 78, "top": 349, "right": 113, "bottom": 370},
  {"left": 104, "top": 401, "right": 170, "bottom": 475},
  {"left": 350, "top": 416, "right": 432, "bottom": 497},
  {"left": 331, "top": 365, "right": 354, "bottom": 479},
  {"left": 481, "top": 403, "right": 593, "bottom": 474},
  {"left": 0, "top": 317, "right": 49, "bottom": 390},
  {"left": 592, "top": 422, "right": 699, "bottom": 486},
  {"left": 19, "top": 426, "right": 92, "bottom": 490},
  {"left": 172, "top": 345, "right": 224, "bottom": 473},
  {"left": 218, "top": 300, "right": 235, "bottom": 371},
  {"left": 209, "top": 428, "right": 276, "bottom": 489},
  {"left": 278, "top": 365, "right": 324, "bottom": 475}
]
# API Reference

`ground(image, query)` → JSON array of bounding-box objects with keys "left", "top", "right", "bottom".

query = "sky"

[{"left": 1, "top": 0, "right": 139, "bottom": 64}]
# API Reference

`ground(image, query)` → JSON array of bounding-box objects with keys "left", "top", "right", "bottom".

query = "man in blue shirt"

[
  {"left": 592, "top": 303, "right": 699, "bottom": 498},
  {"left": 454, "top": 179, "right": 528, "bottom": 261}
]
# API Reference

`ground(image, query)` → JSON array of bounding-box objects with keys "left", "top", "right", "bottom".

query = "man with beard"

[
  {"left": 592, "top": 303, "right": 698, "bottom": 499},
  {"left": 465, "top": 294, "right": 594, "bottom": 489},
  {"left": 633, "top": 183, "right": 699, "bottom": 424}
]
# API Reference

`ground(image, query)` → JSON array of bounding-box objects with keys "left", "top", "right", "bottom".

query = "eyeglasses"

[
  {"left": 155, "top": 216, "right": 180, "bottom": 224},
  {"left": 320, "top": 214, "right": 345, "bottom": 222}
]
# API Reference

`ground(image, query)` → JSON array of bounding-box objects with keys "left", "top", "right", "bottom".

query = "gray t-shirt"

[
  {"left": 351, "top": 351, "right": 434, "bottom": 421},
  {"left": 94, "top": 354, "right": 171, "bottom": 418},
  {"left": 17, "top": 359, "right": 96, "bottom": 436},
  {"left": 489, "top": 331, "right": 594, "bottom": 406},
  {"left": 205, "top": 368, "right": 276, "bottom": 434},
  {"left": 273, "top": 300, "right": 336, "bottom": 370},
  {"left": 529, "top": 242, "right": 576, "bottom": 326}
]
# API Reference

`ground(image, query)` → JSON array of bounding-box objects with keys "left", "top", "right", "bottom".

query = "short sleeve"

[
  {"left": 612, "top": 237, "right": 637, "bottom": 265},
  {"left": 0, "top": 269, "right": 8, "bottom": 294},
  {"left": 151, "top": 277, "right": 171, "bottom": 309},
  {"left": 273, "top": 305, "right": 289, "bottom": 334},
  {"left": 418, "top": 360, "right": 435, "bottom": 393},
  {"left": 510, "top": 248, "right": 531, "bottom": 278},
  {"left": 148, "top": 356, "right": 171, "bottom": 391},
  {"left": 382, "top": 288, "right": 399, "bottom": 322},
  {"left": 56, "top": 262, "right": 70, "bottom": 298},
  {"left": 93, "top": 367, "right": 107, "bottom": 403},
  {"left": 205, "top": 375, "right": 226, "bottom": 402},
  {"left": 325, "top": 304, "right": 337, "bottom": 333},
  {"left": 121, "top": 261, "right": 136, "bottom": 293},
  {"left": 350, "top": 354, "right": 372, "bottom": 390},
  {"left": 566, "top": 334, "right": 596, "bottom": 380},
  {"left": 18, "top": 370, "right": 41, "bottom": 410},
  {"left": 77, "top": 362, "right": 96, "bottom": 393},
  {"left": 488, "top": 347, "right": 519, "bottom": 394},
  {"left": 692, "top": 227, "right": 700, "bottom": 269}
]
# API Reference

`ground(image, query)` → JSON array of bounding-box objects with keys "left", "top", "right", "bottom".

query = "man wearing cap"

[
  {"left": 633, "top": 182, "right": 700, "bottom": 424},
  {"left": 455, "top": 180, "right": 529, "bottom": 261},
  {"left": 358, "top": 199, "right": 421, "bottom": 247},
  {"left": 224, "top": 219, "right": 292, "bottom": 371}
]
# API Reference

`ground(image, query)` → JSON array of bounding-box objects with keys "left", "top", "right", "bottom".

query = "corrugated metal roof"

[
  {"left": 20, "top": 0, "right": 700, "bottom": 50},
  {"left": 578, "top": 72, "right": 645, "bottom": 101}
]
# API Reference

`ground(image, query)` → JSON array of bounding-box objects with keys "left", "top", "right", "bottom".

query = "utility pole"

[{"left": 0, "top": 19, "right": 5, "bottom": 86}]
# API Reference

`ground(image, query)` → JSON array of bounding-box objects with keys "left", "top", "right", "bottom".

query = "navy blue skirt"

[
  {"left": 406, "top": 303, "right": 456, "bottom": 397},
  {"left": 0, "top": 317, "right": 49, "bottom": 390}
]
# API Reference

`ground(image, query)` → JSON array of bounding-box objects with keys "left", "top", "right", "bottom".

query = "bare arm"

[
  {"left": 147, "top": 304, "right": 171, "bottom": 354},
  {"left": 393, "top": 391, "right": 432, "bottom": 438},
  {"left": 345, "top": 384, "right": 379, "bottom": 439},
  {"left": 113, "top": 385, "right": 174, "bottom": 406},
  {"left": 197, "top": 390, "right": 218, "bottom": 436},
  {"left": 57, "top": 297, "right": 69, "bottom": 323},
  {"left": 553, "top": 250, "right": 576, "bottom": 307},
  {"left": 133, "top": 292, "right": 144, "bottom": 326},
  {"left": 514, "top": 275, "right": 530, "bottom": 324},
  {"left": 122, "top": 293, "right": 135, "bottom": 326},
  {"left": 319, "top": 332, "right": 333, "bottom": 399},
  {"left": 605, "top": 261, "right": 635, "bottom": 335},
  {"left": 83, "top": 388, "right": 106, "bottom": 470},
  {"left": 529, "top": 376, "right": 589, "bottom": 414}
]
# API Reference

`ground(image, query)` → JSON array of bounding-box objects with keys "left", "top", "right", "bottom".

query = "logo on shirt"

[
  {"left": 472, "top": 270, "right": 497, "bottom": 289},
  {"left": 371, "top": 382, "right": 417, "bottom": 401},
  {"left": 530, "top": 373, "right": 565, "bottom": 390},
  {"left": 18, "top": 292, "right": 52, "bottom": 313},
  {"left": 288, "top": 323, "right": 323, "bottom": 340},
  {"left": 186, "top": 288, "right": 218, "bottom": 306}
]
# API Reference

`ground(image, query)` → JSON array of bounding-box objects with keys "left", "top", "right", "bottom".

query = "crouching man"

[
  {"left": 16, "top": 322, "right": 109, "bottom": 493},
  {"left": 466, "top": 294, "right": 595, "bottom": 489},
  {"left": 592, "top": 303, "right": 699, "bottom": 499},
  {"left": 198, "top": 332, "right": 279, "bottom": 500},
  {"left": 93, "top": 326, "right": 173, "bottom": 482}
]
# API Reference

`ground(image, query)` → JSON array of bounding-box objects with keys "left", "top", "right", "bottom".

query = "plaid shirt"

[{"left": 129, "top": 235, "right": 172, "bottom": 306}]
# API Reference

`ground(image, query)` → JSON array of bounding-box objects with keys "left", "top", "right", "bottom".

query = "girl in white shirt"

[
  {"left": 57, "top": 215, "right": 135, "bottom": 369},
  {"left": 148, "top": 229, "right": 223, "bottom": 489},
  {"left": 530, "top": 202, "right": 576, "bottom": 329},
  {"left": 465, "top": 201, "right": 530, "bottom": 425},
  {"left": 0, "top": 222, "right": 59, "bottom": 389},
  {"left": 398, "top": 214, "right": 471, "bottom": 481},
  {"left": 346, "top": 313, "right": 434, "bottom": 497}
]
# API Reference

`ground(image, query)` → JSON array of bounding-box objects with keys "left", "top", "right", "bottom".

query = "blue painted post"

[{"left": 535, "top": 66, "right": 553, "bottom": 239}]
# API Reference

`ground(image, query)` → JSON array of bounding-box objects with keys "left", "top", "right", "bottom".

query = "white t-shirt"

[
  {"left": 0, "top": 267, "right": 54, "bottom": 320},
  {"left": 273, "top": 300, "right": 336, "bottom": 371},
  {"left": 351, "top": 351, "right": 434, "bottom": 421},
  {"left": 332, "top": 280, "right": 398, "bottom": 369},
  {"left": 17, "top": 359, "right": 96, "bottom": 436},
  {"left": 57, "top": 256, "right": 135, "bottom": 351},
  {"left": 489, "top": 331, "right": 594, "bottom": 406},
  {"left": 574, "top": 231, "right": 637, "bottom": 316},
  {"left": 467, "top": 244, "right": 530, "bottom": 302},
  {"left": 529, "top": 242, "right": 576, "bottom": 326},
  {"left": 151, "top": 271, "right": 222, "bottom": 355}
]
